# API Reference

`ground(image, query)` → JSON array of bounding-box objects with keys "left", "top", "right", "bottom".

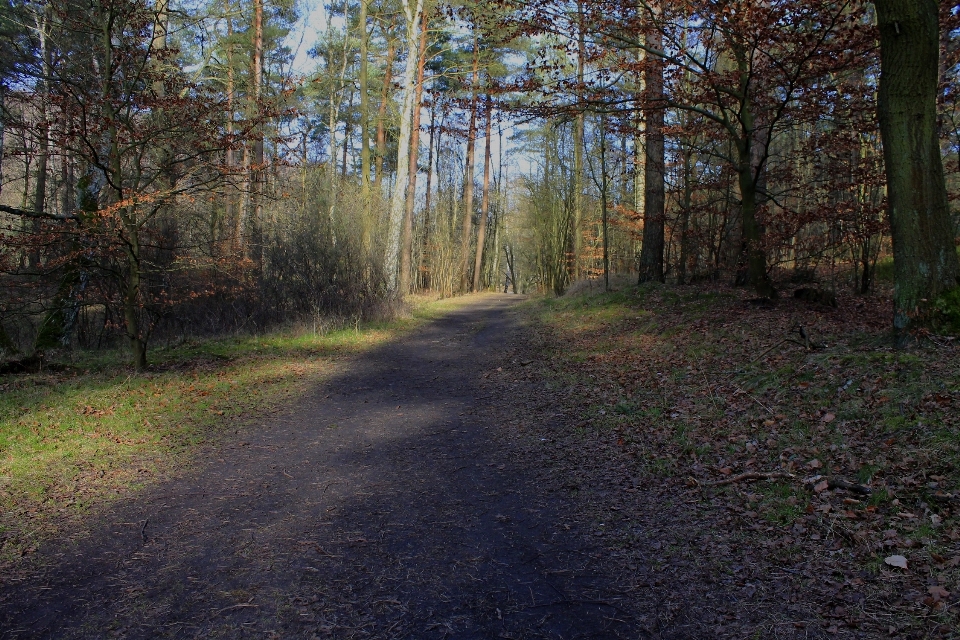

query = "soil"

[{"left": 0, "top": 293, "right": 834, "bottom": 639}]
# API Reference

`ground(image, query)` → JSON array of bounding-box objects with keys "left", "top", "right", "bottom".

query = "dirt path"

[{"left": 0, "top": 294, "right": 647, "bottom": 639}]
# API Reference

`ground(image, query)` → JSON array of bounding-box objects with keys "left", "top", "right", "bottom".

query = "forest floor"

[{"left": 0, "top": 288, "right": 957, "bottom": 639}]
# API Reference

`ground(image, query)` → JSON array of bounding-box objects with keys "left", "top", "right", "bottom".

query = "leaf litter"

[{"left": 498, "top": 283, "right": 959, "bottom": 639}]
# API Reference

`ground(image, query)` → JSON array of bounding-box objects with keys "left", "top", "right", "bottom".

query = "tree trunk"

[
  {"left": 875, "top": 0, "right": 960, "bottom": 336},
  {"left": 384, "top": 0, "right": 424, "bottom": 291},
  {"left": 599, "top": 112, "right": 610, "bottom": 291},
  {"left": 247, "top": 0, "right": 264, "bottom": 265},
  {"left": 358, "top": 0, "right": 371, "bottom": 192},
  {"left": 472, "top": 96, "right": 493, "bottom": 292},
  {"left": 572, "top": 0, "right": 585, "bottom": 281},
  {"left": 459, "top": 40, "right": 480, "bottom": 293},
  {"left": 638, "top": 23, "right": 665, "bottom": 283},
  {"left": 677, "top": 146, "right": 693, "bottom": 285},
  {"left": 399, "top": 10, "right": 429, "bottom": 294},
  {"left": 225, "top": 1, "right": 236, "bottom": 253},
  {"left": 0, "top": 85, "right": 5, "bottom": 198},
  {"left": 736, "top": 139, "right": 775, "bottom": 298},
  {"left": 418, "top": 102, "right": 437, "bottom": 290},
  {"left": 375, "top": 39, "right": 397, "bottom": 190}
]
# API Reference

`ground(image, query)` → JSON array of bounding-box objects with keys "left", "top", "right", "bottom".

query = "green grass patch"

[{"left": 0, "top": 294, "right": 472, "bottom": 562}]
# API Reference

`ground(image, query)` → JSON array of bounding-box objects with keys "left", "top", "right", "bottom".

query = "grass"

[{"left": 0, "top": 294, "right": 472, "bottom": 563}]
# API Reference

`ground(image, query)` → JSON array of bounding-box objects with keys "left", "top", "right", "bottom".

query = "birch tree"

[{"left": 384, "top": 0, "right": 425, "bottom": 290}]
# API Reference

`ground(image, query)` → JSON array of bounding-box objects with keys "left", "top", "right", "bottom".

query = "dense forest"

[{"left": 1, "top": 0, "right": 959, "bottom": 369}]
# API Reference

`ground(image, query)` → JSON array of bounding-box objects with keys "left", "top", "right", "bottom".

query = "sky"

[{"left": 286, "top": 0, "right": 330, "bottom": 75}]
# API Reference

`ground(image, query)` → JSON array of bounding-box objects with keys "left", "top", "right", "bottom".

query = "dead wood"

[{"left": 698, "top": 471, "right": 795, "bottom": 487}]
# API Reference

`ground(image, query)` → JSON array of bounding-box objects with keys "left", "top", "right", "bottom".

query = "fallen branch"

[
  {"left": 827, "top": 478, "right": 872, "bottom": 495},
  {"left": 699, "top": 471, "right": 794, "bottom": 487},
  {"left": 803, "top": 475, "right": 873, "bottom": 495},
  {"left": 0, "top": 203, "right": 78, "bottom": 221}
]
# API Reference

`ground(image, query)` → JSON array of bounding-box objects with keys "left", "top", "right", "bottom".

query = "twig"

[
  {"left": 746, "top": 338, "right": 791, "bottom": 366},
  {"left": 699, "top": 471, "right": 794, "bottom": 487},
  {"left": 729, "top": 383, "right": 773, "bottom": 414},
  {"left": 213, "top": 603, "right": 258, "bottom": 616},
  {"left": 140, "top": 518, "right": 149, "bottom": 542}
]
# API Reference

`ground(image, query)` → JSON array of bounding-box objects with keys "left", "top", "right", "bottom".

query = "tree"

[
  {"left": 874, "top": 0, "right": 960, "bottom": 337},
  {"left": 16, "top": 0, "right": 229, "bottom": 368},
  {"left": 384, "top": 0, "right": 425, "bottom": 290}
]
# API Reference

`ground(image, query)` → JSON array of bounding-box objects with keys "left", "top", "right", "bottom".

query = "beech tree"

[{"left": 874, "top": 0, "right": 960, "bottom": 337}]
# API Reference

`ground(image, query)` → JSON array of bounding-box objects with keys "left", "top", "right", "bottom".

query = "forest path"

[{"left": 0, "top": 293, "right": 647, "bottom": 639}]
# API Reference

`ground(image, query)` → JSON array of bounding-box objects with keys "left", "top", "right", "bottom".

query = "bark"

[
  {"left": 384, "top": 0, "right": 424, "bottom": 291},
  {"left": 29, "top": 9, "right": 51, "bottom": 268},
  {"left": 399, "top": 10, "right": 429, "bottom": 294},
  {"left": 459, "top": 40, "right": 480, "bottom": 293},
  {"left": 677, "top": 147, "right": 693, "bottom": 285},
  {"left": 599, "top": 112, "right": 609, "bottom": 292},
  {"left": 638, "top": 24, "right": 665, "bottom": 283},
  {"left": 572, "top": 0, "right": 585, "bottom": 280},
  {"left": 875, "top": 0, "right": 960, "bottom": 336},
  {"left": 417, "top": 102, "right": 437, "bottom": 290},
  {"left": 0, "top": 84, "right": 5, "bottom": 197},
  {"left": 736, "top": 136, "right": 775, "bottom": 298},
  {"left": 359, "top": 0, "right": 371, "bottom": 191},
  {"left": 375, "top": 39, "right": 397, "bottom": 190},
  {"left": 225, "top": 2, "right": 237, "bottom": 252},
  {"left": 472, "top": 96, "right": 493, "bottom": 292}
]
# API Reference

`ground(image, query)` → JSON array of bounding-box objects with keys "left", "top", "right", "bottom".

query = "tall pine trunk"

[
  {"left": 399, "top": 10, "right": 429, "bottom": 293},
  {"left": 358, "top": 0, "right": 371, "bottom": 192},
  {"left": 638, "top": 22, "right": 665, "bottom": 283},
  {"left": 459, "top": 40, "right": 480, "bottom": 293},
  {"left": 472, "top": 96, "right": 494, "bottom": 292}
]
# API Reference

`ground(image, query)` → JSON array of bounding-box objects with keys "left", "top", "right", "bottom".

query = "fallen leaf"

[
  {"left": 821, "top": 413, "right": 836, "bottom": 423},
  {"left": 814, "top": 480, "right": 829, "bottom": 493},
  {"left": 807, "top": 459, "right": 822, "bottom": 469},
  {"left": 928, "top": 586, "right": 950, "bottom": 600},
  {"left": 884, "top": 555, "right": 908, "bottom": 569}
]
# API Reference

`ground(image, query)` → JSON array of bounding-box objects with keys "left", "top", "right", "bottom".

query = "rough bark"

[
  {"left": 472, "top": 96, "right": 493, "bottom": 292},
  {"left": 638, "top": 24, "right": 665, "bottom": 283},
  {"left": 572, "top": 0, "right": 585, "bottom": 281},
  {"left": 359, "top": 0, "right": 370, "bottom": 192},
  {"left": 599, "top": 112, "right": 609, "bottom": 292},
  {"left": 875, "top": 0, "right": 960, "bottom": 336},
  {"left": 399, "top": 10, "right": 429, "bottom": 294},
  {"left": 459, "top": 40, "right": 480, "bottom": 293},
  {"left": 418, "top": 103, "right": 437, "bottom": 290}
]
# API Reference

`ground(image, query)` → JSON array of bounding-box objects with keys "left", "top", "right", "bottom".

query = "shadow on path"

[{"left": 0, "top": 294, "right": 648, "bottom": 639}]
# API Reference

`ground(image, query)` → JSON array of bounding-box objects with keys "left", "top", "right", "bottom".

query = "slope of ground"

[{"left": 507, "top": 281, "right": 958, "bottom": 639}]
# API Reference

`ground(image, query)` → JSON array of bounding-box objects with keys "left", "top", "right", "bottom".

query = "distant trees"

[{"left": 2, "top": 0, "right": 960, "bottom": 367}]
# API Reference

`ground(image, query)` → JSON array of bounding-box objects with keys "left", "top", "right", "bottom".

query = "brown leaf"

[
  {"left": 821, "top": 413, "right": 836, "bottom": 423},
  {"left": 884, "top": 555, "right": 908, "bottom": 569},
  {"left": 928, "top": 586, "right": 950, "bottom": 601}
]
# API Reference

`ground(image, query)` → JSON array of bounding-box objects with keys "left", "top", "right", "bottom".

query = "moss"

[{"left": 932, "top": 286, "right": 960, "bottom": 335}]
